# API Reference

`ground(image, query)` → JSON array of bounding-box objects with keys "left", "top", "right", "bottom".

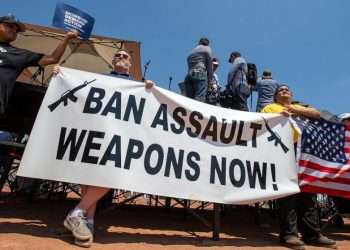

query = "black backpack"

[{"left": 246, "top": 63, "right": 257, "bottom": 86}]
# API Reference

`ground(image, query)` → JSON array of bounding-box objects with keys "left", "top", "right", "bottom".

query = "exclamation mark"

[{"left": 271, "top": 163, "right": 278, "bottom": 191}]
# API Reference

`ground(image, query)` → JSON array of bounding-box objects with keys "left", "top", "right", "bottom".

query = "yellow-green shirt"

[{"left": 261, "top": 103, "right": 302, "bottom": 143}]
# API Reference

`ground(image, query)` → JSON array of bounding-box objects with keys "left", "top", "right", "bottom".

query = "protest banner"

[{"left": 18, "top": 67, "right": 300, "bottom": 204}]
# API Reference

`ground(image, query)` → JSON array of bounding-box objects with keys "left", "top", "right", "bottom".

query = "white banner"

[{"left": 18, "top": 67, "right": 300, "bottom": 204}]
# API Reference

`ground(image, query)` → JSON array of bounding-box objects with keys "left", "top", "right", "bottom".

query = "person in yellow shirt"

[
  {"left": 261, "top": 85, "right": 320, "bottom": 142},
  {"left": 261, "top": 85, "right": 336, "bottom": 250}
]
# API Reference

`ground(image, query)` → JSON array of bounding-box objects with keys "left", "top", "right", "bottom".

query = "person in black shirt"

[{"left": 0, "top": 14, "right": 78, "bottom": 114}]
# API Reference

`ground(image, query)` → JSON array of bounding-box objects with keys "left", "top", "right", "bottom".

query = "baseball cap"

[
  {"left": 262, "top": 69, "right": 272, "bottom": 79},
  {"left": 0, "top": 14, "right": 26, "bottom": 32}
]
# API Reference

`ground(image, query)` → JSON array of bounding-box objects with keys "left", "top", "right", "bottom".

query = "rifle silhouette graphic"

[
  {"left": 48, "top": 79, "right": 96, "bottom": 112},
  {"left": 262, "top": 117, "right": 289, "bottom": 153}
]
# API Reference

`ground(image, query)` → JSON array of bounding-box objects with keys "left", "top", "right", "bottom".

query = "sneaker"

[
  {"left": 86, "top": 222, "right": 94, "bottom": 235},
  {"left": 280, "top": 235, "right": 305, "bottom": 250},
  {"left": 74, "top": 222, "right": 94, "bottom": 248},
  {"left": 74, "top": 236, "right": 93, "bottom": 248},
  {"left": 64, "top": 211, "right": 92, "bottom": 241},
  {"left": 304, "top": 234, "right": 337, "bottom": 249}
]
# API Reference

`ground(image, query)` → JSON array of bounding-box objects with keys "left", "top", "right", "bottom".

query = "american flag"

[{"left": 294, "top": 117, "right": 350, "bottom": 198}]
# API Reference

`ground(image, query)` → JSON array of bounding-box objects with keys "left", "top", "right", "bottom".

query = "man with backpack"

[{"left": 226, "top": 51, "right": 253, "bottom": 111}]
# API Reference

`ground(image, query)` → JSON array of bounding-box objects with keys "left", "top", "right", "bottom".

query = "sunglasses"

[{"left": 114, "top": 53, "right": 129, "bottom": 59}]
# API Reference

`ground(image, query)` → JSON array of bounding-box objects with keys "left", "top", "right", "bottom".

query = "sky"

[{"left": 2, "top": 0, "right": 349, "bottom": 115}]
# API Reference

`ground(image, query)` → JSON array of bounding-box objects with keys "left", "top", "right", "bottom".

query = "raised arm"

[{"left": 38, "top": 31, "right": 79, "bottom": 66}]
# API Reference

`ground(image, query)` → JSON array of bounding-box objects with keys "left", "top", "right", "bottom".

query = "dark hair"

[
  {"left": 228, "top": 51, "right": 241, "bottom": 63},
  {"left": 262, "top": 70, "right": 272, "bottom": 79},
  {"left": 198, "top": 37, "right": 210, "bottom": 46},
  {"left": 273, "top": 84, "right": 290, "bottom": 102}
]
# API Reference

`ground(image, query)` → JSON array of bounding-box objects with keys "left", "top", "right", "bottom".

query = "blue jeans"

[{"left": 184, "top": 69, "right": 208, "bottom": 103}]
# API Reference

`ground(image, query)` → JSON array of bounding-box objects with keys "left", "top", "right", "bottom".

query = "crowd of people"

[
  {"left": 0, "top": 15, "right": 348, "bottom": 249},
  {"left": 183, "top": 38, "right": 350, "bottom": 250}
]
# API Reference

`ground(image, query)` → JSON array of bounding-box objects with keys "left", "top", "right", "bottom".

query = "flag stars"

[{"left": 300, "top": 119, "right": 348, "bottom": 163}]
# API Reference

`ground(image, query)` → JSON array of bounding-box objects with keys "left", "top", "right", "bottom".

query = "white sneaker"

[
  {"left": 74, "top": 222, "right": 94, "bottom": 248},
  {"left": 63, "top": 211, "right": 92, "bottom": 241}
]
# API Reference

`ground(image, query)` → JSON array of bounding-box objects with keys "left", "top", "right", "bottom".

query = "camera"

[{"left": 218, "top": 88, "right": 236, "bottom": 108}]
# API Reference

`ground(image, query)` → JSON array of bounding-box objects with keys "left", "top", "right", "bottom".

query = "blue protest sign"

[{"left": 52, "top": 2, "right": 95, "bottom": 40}]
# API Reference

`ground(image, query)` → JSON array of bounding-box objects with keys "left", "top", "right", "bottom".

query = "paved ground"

[{"left": 0, "top": 195, "right": 350, "bottom": 250}]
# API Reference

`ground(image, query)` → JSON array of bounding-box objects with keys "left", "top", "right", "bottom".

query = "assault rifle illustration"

[
  {"left": 48, "top": 79, "right": 96, "bottom": 112},
  {"left": 262, "top": 117, "right": 289, "bottom": 153}
]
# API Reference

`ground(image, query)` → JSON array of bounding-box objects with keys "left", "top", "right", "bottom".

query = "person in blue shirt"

[
  {"left": 254, "top": 69, "right": 279, "bottom": 112},
  {"left": 227, "top": 51, "right": 250, "bottom": 111}
]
